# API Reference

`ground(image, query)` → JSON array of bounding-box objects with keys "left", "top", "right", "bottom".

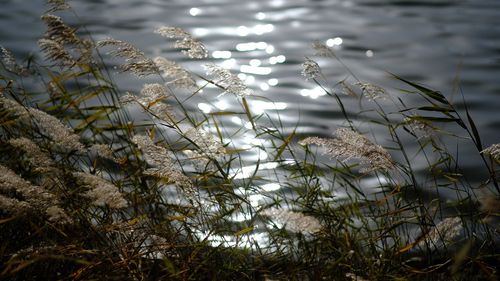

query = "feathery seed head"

[
  {"left": 417, "top": 217, "right": 463, "bottom": 249},
  {"left": 174, "top": 37, "right": 208, "bottom": 59},
  {"left": 46, "top": 205, "right": 72, "bottom": 224},
  {"left": 0, "top": 165, "right": 58, "bottom": 213},
  {"left": 132, "top": 135, "right": 192, "bottom": 188},
  {"left": 140, "top": 83, "right": 169, "bottom": 106},
  {"left": 299, "top": 128, "right": 394, "bottom": 173},
  {"left": 301, "top": 58, "right": 321, "bottom": 80},
  {"left": 47, "top": 0, "right": 70, "bottom": 12},
  {"left": 260, "top": 207, "right": 322, "bottom": 234},
  {"left": 204, "top": 63, "right": 253, "bottom": 97},
  {"left": 155, "top": 27, "right": 191, "bottom": 39},
  {"left": 155, "top": 26, "right": 208, "bottom": 59},
  {"left": 0, "top": 194, "right": 31, "bottom": 215},
  {"left": 74, "top": 172, "right": 127, "bottom": 209},
  {"left": 312, "top": 41, "right": 336, "bottom": 58},
  {"left": 184, "top": 128, "right": 225, "bottom": 160},
  {"left": 88, "top": 144, "right": 117, "bottom": 162},
  {"left": 97, "top": 38, "right": 157, "bottom": 76},
  {"left": 27, "top": 106, "right": 85, "bottom": 151},
  {"left": 41, "top": 14, "right": 80, "bottom": 45},
  {"left": 0, "top": 97, "right": 84, "bottom": 151},
  {"left": 0, "top": 46, "right": 25, "bottom": 74},
  {"left": 8, "top": 137, "right": 57, "bottom": 173},
  {"left": 154, "top": 56, "right": 197, "bottom": 89},
  {"left": 355, "top": 82, "right": 387, "bottom": 101},
  {"left": 38, "top": 38, "right": 76, "bottom": 66},
  {"left": 481, "top": 143, "right": 500, "bottom": 161}
]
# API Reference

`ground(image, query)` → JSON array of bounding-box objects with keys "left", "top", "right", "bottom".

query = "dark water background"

[{"left": 1, "top": 0, "right": 499, "bottom": 246}]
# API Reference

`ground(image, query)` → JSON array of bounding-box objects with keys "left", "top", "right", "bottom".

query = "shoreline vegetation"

[{"left": 0, "top": 1, "right": 498, "bottom": 280}]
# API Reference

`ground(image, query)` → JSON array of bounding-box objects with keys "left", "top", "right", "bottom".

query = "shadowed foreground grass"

[{"left": 0, "top": 1, "right": 498, "bottom": 280}]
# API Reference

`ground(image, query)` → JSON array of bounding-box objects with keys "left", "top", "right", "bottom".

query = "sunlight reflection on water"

[{"left": 2, "top": 0, "right": 500, "bottom": 252}]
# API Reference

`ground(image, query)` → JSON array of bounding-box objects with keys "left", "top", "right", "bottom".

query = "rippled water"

[{"left": 1, "top": 0, "right": 500, "bottom": 248}]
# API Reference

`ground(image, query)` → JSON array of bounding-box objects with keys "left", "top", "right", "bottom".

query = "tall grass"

[{"left": 0, "top": 1, "right": 498, "bottom": 280}]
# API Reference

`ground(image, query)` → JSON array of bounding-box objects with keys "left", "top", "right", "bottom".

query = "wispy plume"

[
  {"left": 260, "top": 207, "right": 322, "bottom": 234},
  {"left": 416, "top": 217, "right": 463, "bottom": 250},
  {"left": 481, "top": 143, "right": 500, "bottom": 161},
  {"left": 184, "top": 128, "right": 225, "bottom": 160},
  {"left": 120, "top": 83, "right": 175, "bottom": 122},
  {"left": 403, "top": 115, "right": 434, "bottom": 139},
  {"left": 0, "top": 46, "right": 25, "bottom": 74},
  {"left": 45, "top": 205, "right": 73, "bottom": 224},
  {"left": 204, "top": 63, "right": 253, "bottom": 97},
  {"left": 73, "top": 172, "right": 127, "bottom": 209},
  {"left": 97, "top": 38, "right": 157, "bottom": 76},
  {"left": 8, "top": 137, "right": 57, "bottom": 173},
  {"left": 132, "top": 135, "right": 192, "bottom": 188},
  {"left": 0, "top": 165, "right": 71, "bottom": 223},
  {"left": 355, "top": 82, "right": 387, "bottom": 101},
  {"left": 154, "top": 56, "right": 197, "bottom": 89},
  {"left": 140, "top": 83, "right": 169, "bottom": 105},
  {"left": 38, "top": 14, "right": 95, "bottom": 66},
  {"left": 0, "top": 97, "right": 84, "bottom": 151},
  {"left": 155, "top": 26, "right": 208, "bottom": 59},
  {"left": 0, "top": 194, "right": 31, "bottom": 215},
  {"left": 38, "top": 38, "right": 76, "bottom": 67},
  {"left": 312, "top": 41, "right": 336, "bottom": 58},
  {"left": 299, "top": 128, "right": 394, "bottom": 173},
  {"left": 46, "top": 0, "right": 70, "bottom": 12},
  {"left": 88, "top": 143, "right": 117, "bottom": 162},
  {"left": 301, "top": 58, "right": 321, "bottom": 80},
  {"left": 28, "top": 105, "right": 85, "bottom": 151},
  {"left": 41, "top": 14, "right": 80, "bottom": 45}
]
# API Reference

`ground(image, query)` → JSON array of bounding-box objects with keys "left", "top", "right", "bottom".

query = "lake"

[{"left": 1, "top": 0, "right": 499, "bottom": 248}]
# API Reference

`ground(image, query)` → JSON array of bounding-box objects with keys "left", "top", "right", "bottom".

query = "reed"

[{"left": 0, "top": 1, "right": 498, "bottom": 280}]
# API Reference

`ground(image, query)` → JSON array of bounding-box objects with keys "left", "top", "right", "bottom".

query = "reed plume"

[
  {"left": 46, "top": 0, "right": 70, "bottom": 12},
  {"left": 0, "top": 165, "right": 71, "bottom": 223},
  {"left": 355, "top": 82, "right": 387, "bottom": 101},
  {"left": 132, "top": 135, "right": 192, "bottom": 188},
  {"left": 0, "top": 96, "right": 84, "bottom": 151},
  {"left": 416, "top": 217, "right": 463, "bottom": 250},
  {"left": 154, "top": 56, "right": 197, "bottom": 89},
  {"left": 481, "top": 143, "right": 500, "bottom": 161},
  {"left": 204, "top": 63, "right": 253, "bottom": 97},
  {"left": 301, "top": 58, "right": 321, "bottom": 80},
  {"left": 97, "top": 38, "right": 157, "bottom": 76},
  {"left": 73, "top": 172, "right": 127, "bottom": 209},
  {"left": 260, "top": 207, "right": 322, "bottom": 234},
  {"left": 155, "top": 26, "right": 208, "bottom": 59},
  {"left": 299, "top": 128, "right": 394, "bottom": 173}
]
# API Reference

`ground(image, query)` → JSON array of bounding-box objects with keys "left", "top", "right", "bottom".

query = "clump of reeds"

[{"left": 0, "top": 1, "right": 498, "bottom": 280}]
